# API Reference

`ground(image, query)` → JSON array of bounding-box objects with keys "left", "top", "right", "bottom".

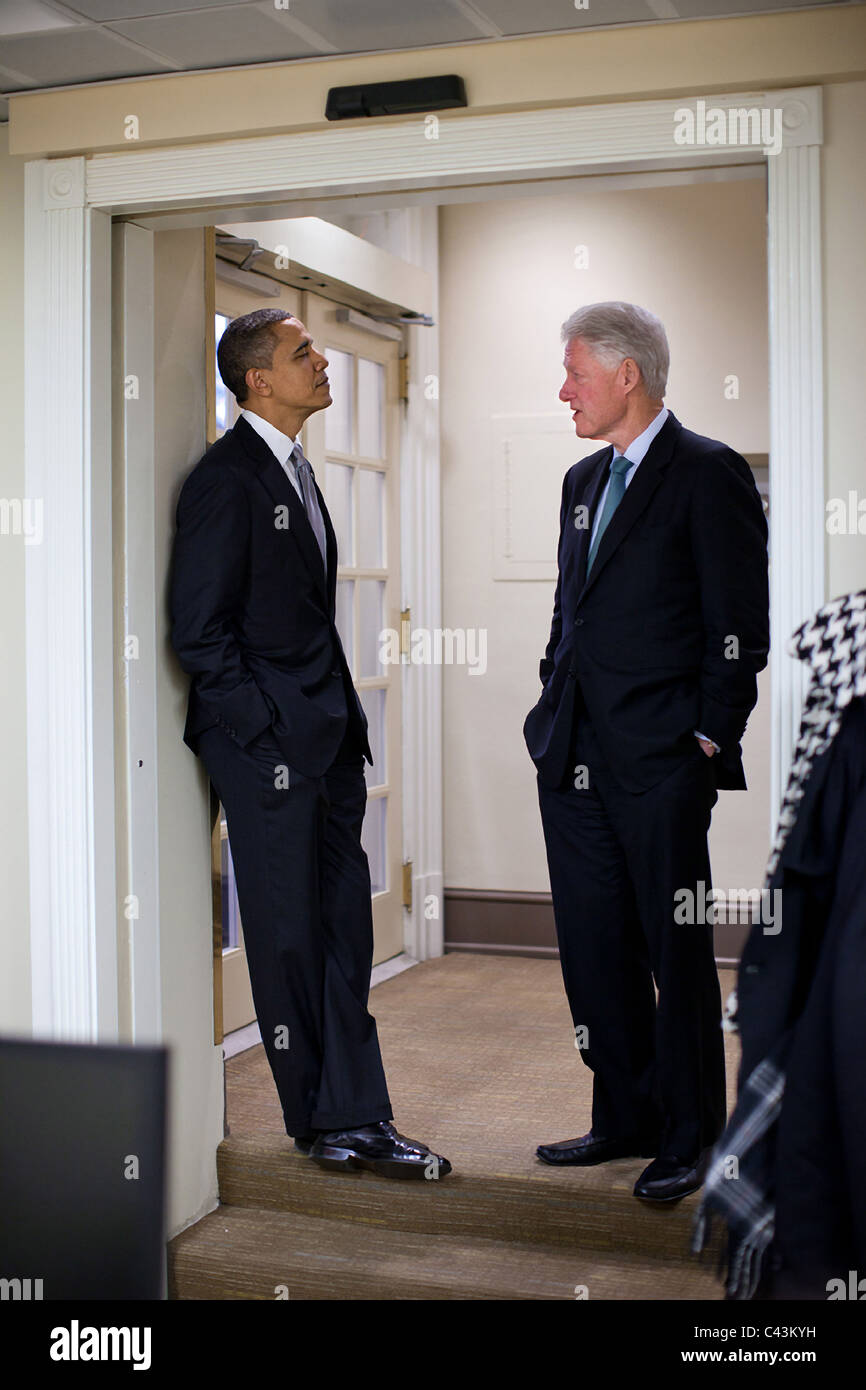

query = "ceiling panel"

[
  {"left": 60, "top": 0, "right": 261, "bottom": 18},
  {"left": 0, "top": 28, "right": 175, "bottom": 83},
  {"left": 274, "top": 0, "right": 487, "bottom": 51},
  {"left": 471, "top": 0, "right": 655, "bottom": 33},
  {"left": 110, "top": 8, "right": 320, "bottom": 67},
  {"left": 0, "top": 1, "right": 83, "bottom": 37}
]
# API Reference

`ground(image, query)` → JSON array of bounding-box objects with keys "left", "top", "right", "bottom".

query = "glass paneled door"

[{"left": 302, "top": 293, "right": 404, "bottom": 966}]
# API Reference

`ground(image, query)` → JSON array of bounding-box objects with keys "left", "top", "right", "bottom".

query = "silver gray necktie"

[{"left": 291, "top": 443, "right": 327, "bottom": 577}]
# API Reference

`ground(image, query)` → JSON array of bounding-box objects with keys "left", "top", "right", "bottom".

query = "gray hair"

[{"left": 561, "top": 302, "right": 669, "bottom": 398}]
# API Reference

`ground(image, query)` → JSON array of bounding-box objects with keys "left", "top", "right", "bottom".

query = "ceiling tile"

[
  {"left": 110, "top": 8, "right": 320, "bottom": 68},
  {"left": 276, "top": 0, "right": 484, "bottom": 51},
  {"left": 0, "top": 28, "right": 175, "bottom": 83},
  {"left": 470, "top": 0, "right": 654, "bottom": 33},
  {"left": 60, "top": 0, "right": 261, "bottom": 18},
  {"left": 0, "top": 1, "right": 83, "bottom": 37}
]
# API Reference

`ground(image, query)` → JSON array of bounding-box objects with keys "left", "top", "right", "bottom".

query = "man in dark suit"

[
  {"left": 524, "top": 301, "right": 769, "bottom": 1202},
  {"left": 170, "top": 308, "right": 450, "bottom": 1180}
]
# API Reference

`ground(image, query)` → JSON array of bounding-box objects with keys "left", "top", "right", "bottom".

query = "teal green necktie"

[{"left": 586, "top": 454, "right": 631, "bottom": 576}]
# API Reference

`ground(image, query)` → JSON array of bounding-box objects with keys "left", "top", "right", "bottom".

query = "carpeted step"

[
  {"left": 216, "top": 1133, "right": 714, "bottom": 1266},
  {"left": 168, "top": 1203, "right": 723, "bottom": 1301}
]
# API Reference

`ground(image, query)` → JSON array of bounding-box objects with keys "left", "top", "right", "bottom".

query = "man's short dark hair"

[{"left": 217, "top": 308, "right": 296, "bottom": 403}]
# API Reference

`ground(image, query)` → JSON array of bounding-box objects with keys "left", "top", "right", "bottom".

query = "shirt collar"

[
  {"left": 240, "top": 408, "right": 300, "bottom": 468},
  {"left": 620, "top": 406, "right": 669, "bottom": 466}
]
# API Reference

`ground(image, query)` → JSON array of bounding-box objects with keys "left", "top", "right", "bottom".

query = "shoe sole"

[{"left": 311, "top": 1146, "right": 451, "bottom": 1180}]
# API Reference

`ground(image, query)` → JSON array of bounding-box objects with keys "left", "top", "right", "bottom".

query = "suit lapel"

[
  {"left": 233, "top": 415, "right": 330, "bottom": 604},
  {"left": 577, "top": 411, "right": 680, "bottom": 601}
]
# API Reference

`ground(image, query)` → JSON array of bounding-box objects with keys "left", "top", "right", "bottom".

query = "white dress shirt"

[
  {"left": 240, "top": 408, "right": 303, "bottom": 501},
  {"left": 588, "top": 405, "right": 719, "bottom": 754}
]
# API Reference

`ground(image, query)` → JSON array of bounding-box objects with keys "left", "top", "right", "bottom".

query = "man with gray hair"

[{"left": 524, "top": 301, "right": 769, "bottom": 1203}]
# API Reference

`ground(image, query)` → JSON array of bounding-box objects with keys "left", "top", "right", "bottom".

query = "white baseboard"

[{"left": 370, "top": 952, "right": 418, "bottom": 987}]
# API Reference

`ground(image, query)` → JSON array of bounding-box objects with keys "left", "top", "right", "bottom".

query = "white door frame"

[{"left": 24, "top": 86, "right": 824, "bottom": 1041}]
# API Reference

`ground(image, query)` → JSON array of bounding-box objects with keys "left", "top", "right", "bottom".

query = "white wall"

[
  {"left": 153, "top": 230, "right": 224, "bottom": 1236},
  {"left": 439, "top": 174, "right": 771, "bottom": 896},
  {"left": 0, "top": 127, "right": 31, "bottom": 1034},
  {"left": 824, "top": 80, "right": 866, "bottom": 604}
]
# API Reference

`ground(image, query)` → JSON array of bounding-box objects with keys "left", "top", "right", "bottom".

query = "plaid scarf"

[{"left": 692, "top": 589, "right": 866, "bottom": 1298}]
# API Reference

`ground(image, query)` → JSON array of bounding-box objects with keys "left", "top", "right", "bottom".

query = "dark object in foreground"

[
  {"left": 694, "top": 590, "right": 866, "bottom": 1298},
  {"left": 0, "top": 1037, "right": 168, "bottom": 1300}
]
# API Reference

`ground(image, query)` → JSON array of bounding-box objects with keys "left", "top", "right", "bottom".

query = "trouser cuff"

[{"left": 311, "top": 1103, "right": 393, "bottom": 1132}]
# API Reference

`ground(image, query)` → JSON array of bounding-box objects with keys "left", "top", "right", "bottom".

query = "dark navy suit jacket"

[
  {"left": 523, "top": 410, "right": 769, "bottom": 793},
  {"left": 169, "top": 414, "right": 371, "bottom": 778}
]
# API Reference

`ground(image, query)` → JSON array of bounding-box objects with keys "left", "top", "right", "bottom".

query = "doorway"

[{"left": 24, "top": 86, "right": 823, "bottom": 1238}]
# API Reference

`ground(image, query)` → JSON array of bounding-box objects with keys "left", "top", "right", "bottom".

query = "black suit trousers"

[
  {"left": 537, "top": 696, "right": 726, "bottom": 1161},
  {"left": 198, "top": 722, "right": 393, "bottom": 1135}
]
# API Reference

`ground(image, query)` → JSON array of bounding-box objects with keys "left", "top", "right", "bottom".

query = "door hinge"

[
  {"left": 400, "top": 607, "right": 411, "bottom": 660},
  {"left": 402, "top": 861, "right": 413, "bottom": 911},
  {"left": 398, "top": 356, "right": 410, "bottom": 402}
]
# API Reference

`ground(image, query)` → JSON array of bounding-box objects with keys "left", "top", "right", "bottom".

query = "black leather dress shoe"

[
  {"left": 633, "top": 1149, "right": 711, "bottom": 1202},
  {"left": 536, "top": 1130, "right": 658, "bottom": 1166},
  {"left": 293, "top": 1134, "right": 317, "bottom": 1155},
  {"left": 309, "top": 1121, "right": 452, "bottom": 1179}
]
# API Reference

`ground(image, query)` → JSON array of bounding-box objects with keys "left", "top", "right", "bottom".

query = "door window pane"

[
  {"left": 361, "top": 796, "right": 387, "bottom": 895},
  {"left": 325, "top": 461, "right": 354, "bottom": 564},
  {"left": 215, "top": 315, "right": 233, "bottom": 436},
  {"left": 336, "top": 579, "right": 354, "bottom": 672},
  {"left": 357, "top": 357, "right": 384, "bottom": 458},
  {"left": 359, "top": 579, "right": 386, "bottom": 678},
  {"left": 221, "top": 828, "right": 241, "bottom": 951},
  {"left": 357, "top": 468, "right": 384, "bottom": 569},
  {"left": 360, "top": 687, "right": 386, "bottom": 786},
  {"left": 324, "top": 348, "right": 353, "bottom": 454}
]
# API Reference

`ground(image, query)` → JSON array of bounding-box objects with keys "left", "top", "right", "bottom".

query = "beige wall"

[
  {"left": 439, "top": 175, "right": 771, "bottom": 894},
  {"left": 0, "top": 126, "right": 31, "bottom": 1034}
]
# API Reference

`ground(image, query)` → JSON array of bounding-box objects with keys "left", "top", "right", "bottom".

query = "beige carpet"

[
  {"left": 169, "top": 953, "right": 736, "bottom": 1299},
  {"left": 228, "top": 951, "right": 740, "bottom": 1169}
]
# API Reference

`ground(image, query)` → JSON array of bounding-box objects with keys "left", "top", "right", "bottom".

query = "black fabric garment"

[
  {"left": 168, "top": 414, "right": 388, "bottom": 1137},
  {"left": 523, "top": 410, "right": 769, "bottom": 793},
  {"left": 693, "top": 590, "right": 866, "bottom": 1298},
  {"left": 526, "top": 409, "right": 767, "bottom": 1171},
  {"left": 198, "top": 722, "right": 393, "bottom": 1135},
  {"left": 735, "top": 696, "right": 866, "bottom": 1297},
  {"left": 538, "top": 695, "right": 726, "bottom": 1162},
  {"left": 170, "top": 414, "right": 371, "bottom": 778}
]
